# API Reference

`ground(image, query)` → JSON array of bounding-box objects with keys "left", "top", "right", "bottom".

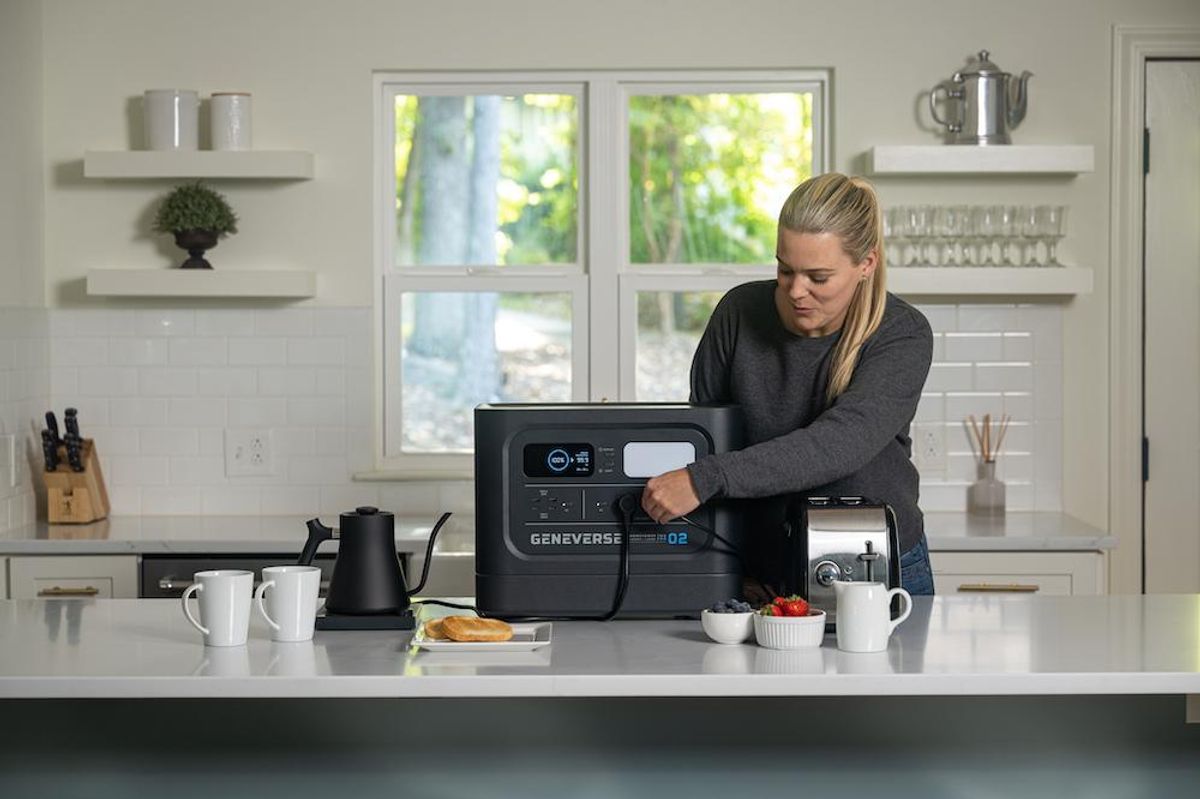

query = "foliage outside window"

[{"left": 378, "top": 73, "right": 824, "bottom": 468}]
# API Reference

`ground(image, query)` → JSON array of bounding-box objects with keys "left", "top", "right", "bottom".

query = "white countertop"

[
  {"left": 0, "top": 511, "right": 1111, "bottom": 556},
  {"left": 1, "top": 595, "right": 1195, "bottom": 699}
]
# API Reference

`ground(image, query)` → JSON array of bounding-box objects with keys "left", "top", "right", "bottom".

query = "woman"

[{"left": 640, "top": 172, "right": 935, "bottom": 595}]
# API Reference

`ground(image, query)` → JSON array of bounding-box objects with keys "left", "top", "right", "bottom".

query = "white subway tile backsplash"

[
  {"left": 319, "top": 485, "right": 381, "bottom": 515},
  {"left": 287, "top": 337, "right": 345, "bottom": 366},
  {"left": 195, "top": 309, "right": 256, "bottom": 337},
  {"left": 51, "top": 336, "right": 108, "bottom": 366},
  {"left": 228, "top": 337, "right": 287, "bottom": 365},
  {"left": 289, "top": 455, "right": 347, "bottom": 484},
  {"left": 111, "top": 398, "right": 170, "bottom": 427},
  {"left": 200, "top": 486, "right": 261, "bottom": 515},
  {"left": 315, "top": 428, "right": 347, "bottom": 455},
  {"left": 139, "top": 367, "right": 198, "bottom": 397},
  {"left": 1001, "top": 392, "right": 1034, "bottom": 421},
  {"left": 169, "top": 456, "right": 227, "bottom": 485},
  {"left": 1002, "top": 332, "right": 1034, "bottom": 360},
  {"left": 169, "top": 337, "right": 228, "bottom": 366},
  {"left": 107, "top": 455, "right": 170, "bottom": 486},
  {"left": 955, "top": 304, "right": 1020, "bottom": 332},
  {"left": 140, "top": 428, "right": 200, "bottom": 456},
  {"left": 255, "top": 309, "right": 314, "bottom": 337},
  {"left": 924, "top": 363, "right": 973, "bottom": 392},
  {"left": 141, "top": 487, "right": 201, "bottom": 515},
  {"left": 944, "top": 392, "right": 1004, "bottom": 423},
  {"left": 975, "top": 363, "right": 1033, "bottom": 392},
  {"left": 167, "top": 397, "right": 227, "bottom": 427},
  {"left": 108, "top": 338, "right": 168, "bottom": 366},
  {"left": 258, "top": 367, "right": 316, "bottom": 396},
  {"left": 92, "top": 427, "right": 140, "bottom": 456},
  {"left": 275, "top": 428, "right": 317, "bottom": 457},
  {"left": 228, "top": 398, "right": 288, "bottom": 427},
  {"left": 196, "top": 367, "right": 257, "bottom": 397},
  {"left": 914, "top": 305, "right": 957, "bottom": 331},
  {"left": 288, "top": 397, "right": 346, "bottom": 427},
  {"left": 198, "top": 428, "right": 224, "bottom": 456},
  {"left": 137, "top": 310, "right": 195, "bottom": 337},
  {"left": 944, "top": 332, "right": 1004, "bottom": 362},
  {"left": 260, "top": 486, "right": 320, "bottom": 516},
  {"left": 914, "top": 393, "right": 944, "bottom": 423},
  {"left": 1034, "top": 363, "right": 1064, "bottom": 420},
  {"left": 78, "top": 366, "right": 138, "bottom": 396}
]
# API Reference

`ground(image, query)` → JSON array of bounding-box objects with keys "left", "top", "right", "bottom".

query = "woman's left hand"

[{"left": 641, "top": 468, "right": 701, "bottom": 523}]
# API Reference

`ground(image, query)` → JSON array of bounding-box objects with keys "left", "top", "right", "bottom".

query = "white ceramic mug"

[
  {"left": 254, "top": 565, "right": 321, "bottom": 642},
  {"left": 835, "top": 581, "right": 912, "bottom": 653},
  {"left": 180, "top": 570, "right": 253, "bottom": 647},
  {"left": 143, "top": 89, "right": 199, "bottom": 150}
]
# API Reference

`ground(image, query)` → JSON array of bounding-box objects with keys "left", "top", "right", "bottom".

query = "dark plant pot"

[{"left": 172, "top": 229, "right": 219, "bottom": 269}]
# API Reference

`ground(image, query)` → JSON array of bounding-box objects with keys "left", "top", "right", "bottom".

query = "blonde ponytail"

[{"left": 777, "top": 173, "right": 888, "bottom": 405}]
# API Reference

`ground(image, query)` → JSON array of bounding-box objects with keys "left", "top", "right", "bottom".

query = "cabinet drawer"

[
  {"left": 8, "top": 556, "right": 139, "bottom": 599},
  {"left": 934, "top": 573, "right": 1073, "bottom": 596}
]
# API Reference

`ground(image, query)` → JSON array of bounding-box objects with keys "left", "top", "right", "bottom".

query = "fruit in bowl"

[
  {"left": 700, "top": 599, "right": 755, "bottom": 645},
  {"left": 753, "top": 595, "right": 827, "bottom": 650}
]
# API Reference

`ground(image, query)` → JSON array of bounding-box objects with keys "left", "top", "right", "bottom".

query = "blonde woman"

[{"left": 641, "top": 173, "right": 936, "bottom": 595}]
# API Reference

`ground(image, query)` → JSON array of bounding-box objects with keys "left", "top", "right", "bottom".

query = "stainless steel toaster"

[{"left": 783, "top": 496, "right": 901, "bottom": 625}]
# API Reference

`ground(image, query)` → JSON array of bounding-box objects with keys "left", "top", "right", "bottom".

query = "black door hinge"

[
  {"left": 1143, "top": 128, "right": 1150, "bottom": 175},
  {"left": 1142, "top": 436, "right": 1150, "bottom": 482}
]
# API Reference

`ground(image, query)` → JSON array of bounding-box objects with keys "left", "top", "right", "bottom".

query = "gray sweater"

[{"left": 686, "top": 280, "right": 933, "bottom": 562}]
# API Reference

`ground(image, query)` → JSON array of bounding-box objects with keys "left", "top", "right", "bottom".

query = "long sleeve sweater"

[{"left": 685, "top": 280, "right": 933, "bottom": 557}]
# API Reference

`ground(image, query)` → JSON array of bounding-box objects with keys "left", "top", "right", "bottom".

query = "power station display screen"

[{"left": 523, "top": 443, "right": 594, "bottom": 477}]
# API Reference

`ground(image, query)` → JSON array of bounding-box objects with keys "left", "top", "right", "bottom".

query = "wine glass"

[
  {"left": 906, "top": 205, "right": 931, "bottom": 266},
  {"left": 883, "top": 207, "right": 905, "bottom": 268},
  {"left": 1036, "top": 205, "right": 1068, "bottom": 266},
  {"left": 1016, "top": 205, "right": 1040, "bottom": 266}
]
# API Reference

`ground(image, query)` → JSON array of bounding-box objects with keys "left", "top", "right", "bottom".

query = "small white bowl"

[
  {"left": 753, "top": 610, "right": 828, "bottom": 650},
  {"left": 700, "top": 610, "right": 755, "bottom": 645}
]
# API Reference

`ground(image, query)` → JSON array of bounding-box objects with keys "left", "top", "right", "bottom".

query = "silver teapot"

[{"left": 929, "top": 50, "right": 1032, "bottom": 145}]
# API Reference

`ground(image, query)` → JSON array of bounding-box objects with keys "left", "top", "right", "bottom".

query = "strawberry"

[
  {"left": 779, "top": 595, "right": 810, "bottom": 617},
  {"left": 758, "top": 604, "right": 779, "bottom": 616}
]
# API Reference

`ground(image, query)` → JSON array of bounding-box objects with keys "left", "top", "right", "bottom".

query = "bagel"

[{"left": 422, "top": 618, "right": 448, "bottom": 640}]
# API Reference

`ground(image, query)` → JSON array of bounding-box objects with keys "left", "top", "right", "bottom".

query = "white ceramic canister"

[
  {"left": 210, "top": 92, "right": 252, "bottom": 150},
  {"left": 143, "top": 89, "right": 199, "bottom": 150}
]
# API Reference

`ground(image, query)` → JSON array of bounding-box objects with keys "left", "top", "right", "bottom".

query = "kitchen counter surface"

[
  {"left": 0, "top": 511, "right": 1111, "bottom": 555},
  {"left": 1, "top": 594, "right": 1196, "bottom": 699}
]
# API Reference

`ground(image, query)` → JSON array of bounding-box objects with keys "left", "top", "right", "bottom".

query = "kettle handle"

[
  {"left": 929, "top": 79, "right": 963, "bottom": 133},
  {"left": 298, "top": 518, "right": 334, "bottom": 566}
]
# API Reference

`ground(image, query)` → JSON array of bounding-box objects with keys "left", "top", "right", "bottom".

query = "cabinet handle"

[
  {"left": 956, "top": 583, "right": 1039, "bottom": 593},
  {"left": 38, "top": 586, "right": 100, "bottom": 597}
]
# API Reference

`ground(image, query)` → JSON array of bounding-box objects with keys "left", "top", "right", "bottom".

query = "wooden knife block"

[{"left": 42, "top": 439, "right": 110, "bottom": 524}]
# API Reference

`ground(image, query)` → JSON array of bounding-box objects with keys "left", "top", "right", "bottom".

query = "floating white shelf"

[
  {"left": 866, "top": 145, "right": 1094, "bottom": 175},
  {"left": 86, "top": 269, "right": 316, "bottom": 298},
  {"left": 83, "top": 150, "right": 315, "bottom": 179},
  {"left": 889, "top": 266, "right": 1092, "bottom": 296}
]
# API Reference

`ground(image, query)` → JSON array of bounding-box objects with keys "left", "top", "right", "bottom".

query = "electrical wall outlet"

[
  {"left": 913, "top": 424, "right": 946, "bottom": 474},
  {"left": 224, "top": 428, "right": 274, "bottom": 477}
]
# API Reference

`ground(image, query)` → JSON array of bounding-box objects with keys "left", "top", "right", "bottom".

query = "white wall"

[
  {"left": 0, "top": 0, "right": 47, "bottom": 531},
  {"left": 22, "top": 1, "right": 1200, "bottom": 532}
]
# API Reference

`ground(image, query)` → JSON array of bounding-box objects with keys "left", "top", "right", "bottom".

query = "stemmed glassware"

[{"left": 885, "top": 204, "right": 1068, "bottom": 268}]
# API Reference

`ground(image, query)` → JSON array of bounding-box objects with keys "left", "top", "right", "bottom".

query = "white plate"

[{"left": 412, "top": 622, "right": 552, "bottom": 651}]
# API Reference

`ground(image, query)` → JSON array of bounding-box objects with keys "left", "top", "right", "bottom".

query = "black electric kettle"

[{"left": 298, "top": 506, "right": 451, "bottom": 630}]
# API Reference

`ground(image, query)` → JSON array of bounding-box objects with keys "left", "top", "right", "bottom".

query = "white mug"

[
  {"left": 835, "top": 581, "right": 912, "bottom": 653},
  {"left": 180, "top": 570, "right": 253, "bottom": 647},
  {"left": 254, "top": 565, "right": 321, "bottom": 642},
  {"left": 143, "top": 89, "right": 199, "bottom": 150}
]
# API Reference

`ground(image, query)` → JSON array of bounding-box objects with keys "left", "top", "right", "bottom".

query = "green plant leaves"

[{"left": 152, "top": 181, "right": 239, "bottom": 236}]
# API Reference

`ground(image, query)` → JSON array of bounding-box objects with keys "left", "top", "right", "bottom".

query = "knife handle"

[
  {"left": 65, "top": 434, "right": 84, "bottom": 472},
  {"left": 45, "top": 412, "right": 61, "bottom": 446},
  {"left": 64, "top": 407, "right": 80, "bottom": 439},
  {"left": 41, "top": 430, "right": 59, "bottom": 472}
]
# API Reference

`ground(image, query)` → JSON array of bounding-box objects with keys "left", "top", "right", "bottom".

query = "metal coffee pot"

[{"left": 929, "top": 50, "right": 1032, "bottom": 145}]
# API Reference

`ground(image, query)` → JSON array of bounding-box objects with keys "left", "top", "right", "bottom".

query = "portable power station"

[{"left": 474, "top": 403, "right": 746, "bottom": 618}]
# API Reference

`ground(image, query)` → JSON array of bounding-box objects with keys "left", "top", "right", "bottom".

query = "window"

[{"left": 376, "top": 71, "right": 827, "bottom": 472}]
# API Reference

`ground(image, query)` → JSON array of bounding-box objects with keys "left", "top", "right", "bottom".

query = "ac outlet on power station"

[{"left": 225, "top": 429, "right": 274, "bottom": 477}]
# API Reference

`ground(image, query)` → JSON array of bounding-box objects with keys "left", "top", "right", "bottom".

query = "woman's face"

[{"left": 774, "top": 229, "right": 877, "bottom": 337}]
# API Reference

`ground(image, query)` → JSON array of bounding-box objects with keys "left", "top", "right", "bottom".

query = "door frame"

[{"left": 1109, "top": 26, "right": 1200, "bottom": 594}]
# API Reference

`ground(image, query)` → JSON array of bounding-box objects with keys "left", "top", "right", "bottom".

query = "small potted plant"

[{"left": 152, "top": 181, "right": 239, "bottom": 269}]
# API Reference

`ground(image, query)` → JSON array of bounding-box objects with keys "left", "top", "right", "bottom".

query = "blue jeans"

[{"left": 899, "top": 536, "right": 935, "bottom": 596}]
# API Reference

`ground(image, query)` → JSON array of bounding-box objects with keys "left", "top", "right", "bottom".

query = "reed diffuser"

[{"left": 967, "top": 413, "right": 1010, "bottom": 516}]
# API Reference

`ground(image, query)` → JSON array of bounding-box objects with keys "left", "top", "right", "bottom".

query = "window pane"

[
  {"left": 629, "top": 92, "right": 814, "bottom": 264},
  {"left": 398, "top": 292, "right": 572, "bottom": 453},
  {"left": 635, "top": 291, "right": 724, "bottom": 401},
  {"left": 394, "top": 94, "right": 579, "bottom": 267}
]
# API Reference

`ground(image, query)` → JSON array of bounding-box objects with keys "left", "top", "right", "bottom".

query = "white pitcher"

[{"left": 833, "top": 581, "right": 912, "bottom": 653}]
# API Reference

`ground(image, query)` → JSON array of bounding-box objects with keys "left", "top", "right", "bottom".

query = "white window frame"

[{"left": 372, "top": 70, "right": 829, "bottom": 476}]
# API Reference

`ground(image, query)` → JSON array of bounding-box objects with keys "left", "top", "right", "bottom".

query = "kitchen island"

[{"left": 1, "top": 595, "right": 1197, "bottom": 797}]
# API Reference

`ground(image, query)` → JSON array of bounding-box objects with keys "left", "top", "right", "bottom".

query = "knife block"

[{"left": 42, "top": 439, "right": 110, "bottom": 524}]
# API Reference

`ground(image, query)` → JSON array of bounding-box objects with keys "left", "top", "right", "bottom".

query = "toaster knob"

[{"left": 814, "top": 560, "right": 841, "bottom": 587}]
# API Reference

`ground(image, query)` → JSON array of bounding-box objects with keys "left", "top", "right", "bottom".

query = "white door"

[{"left": 1144, "top": 60, "right": 1200, "bottom": 593}]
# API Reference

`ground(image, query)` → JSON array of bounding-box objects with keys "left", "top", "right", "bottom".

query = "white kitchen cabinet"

[
  {"left": 930, "top": 551, "right": 1106, "bottom": 596},
  {"left": 7, "top": 555, "right": 139, "bottom": 599}
]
